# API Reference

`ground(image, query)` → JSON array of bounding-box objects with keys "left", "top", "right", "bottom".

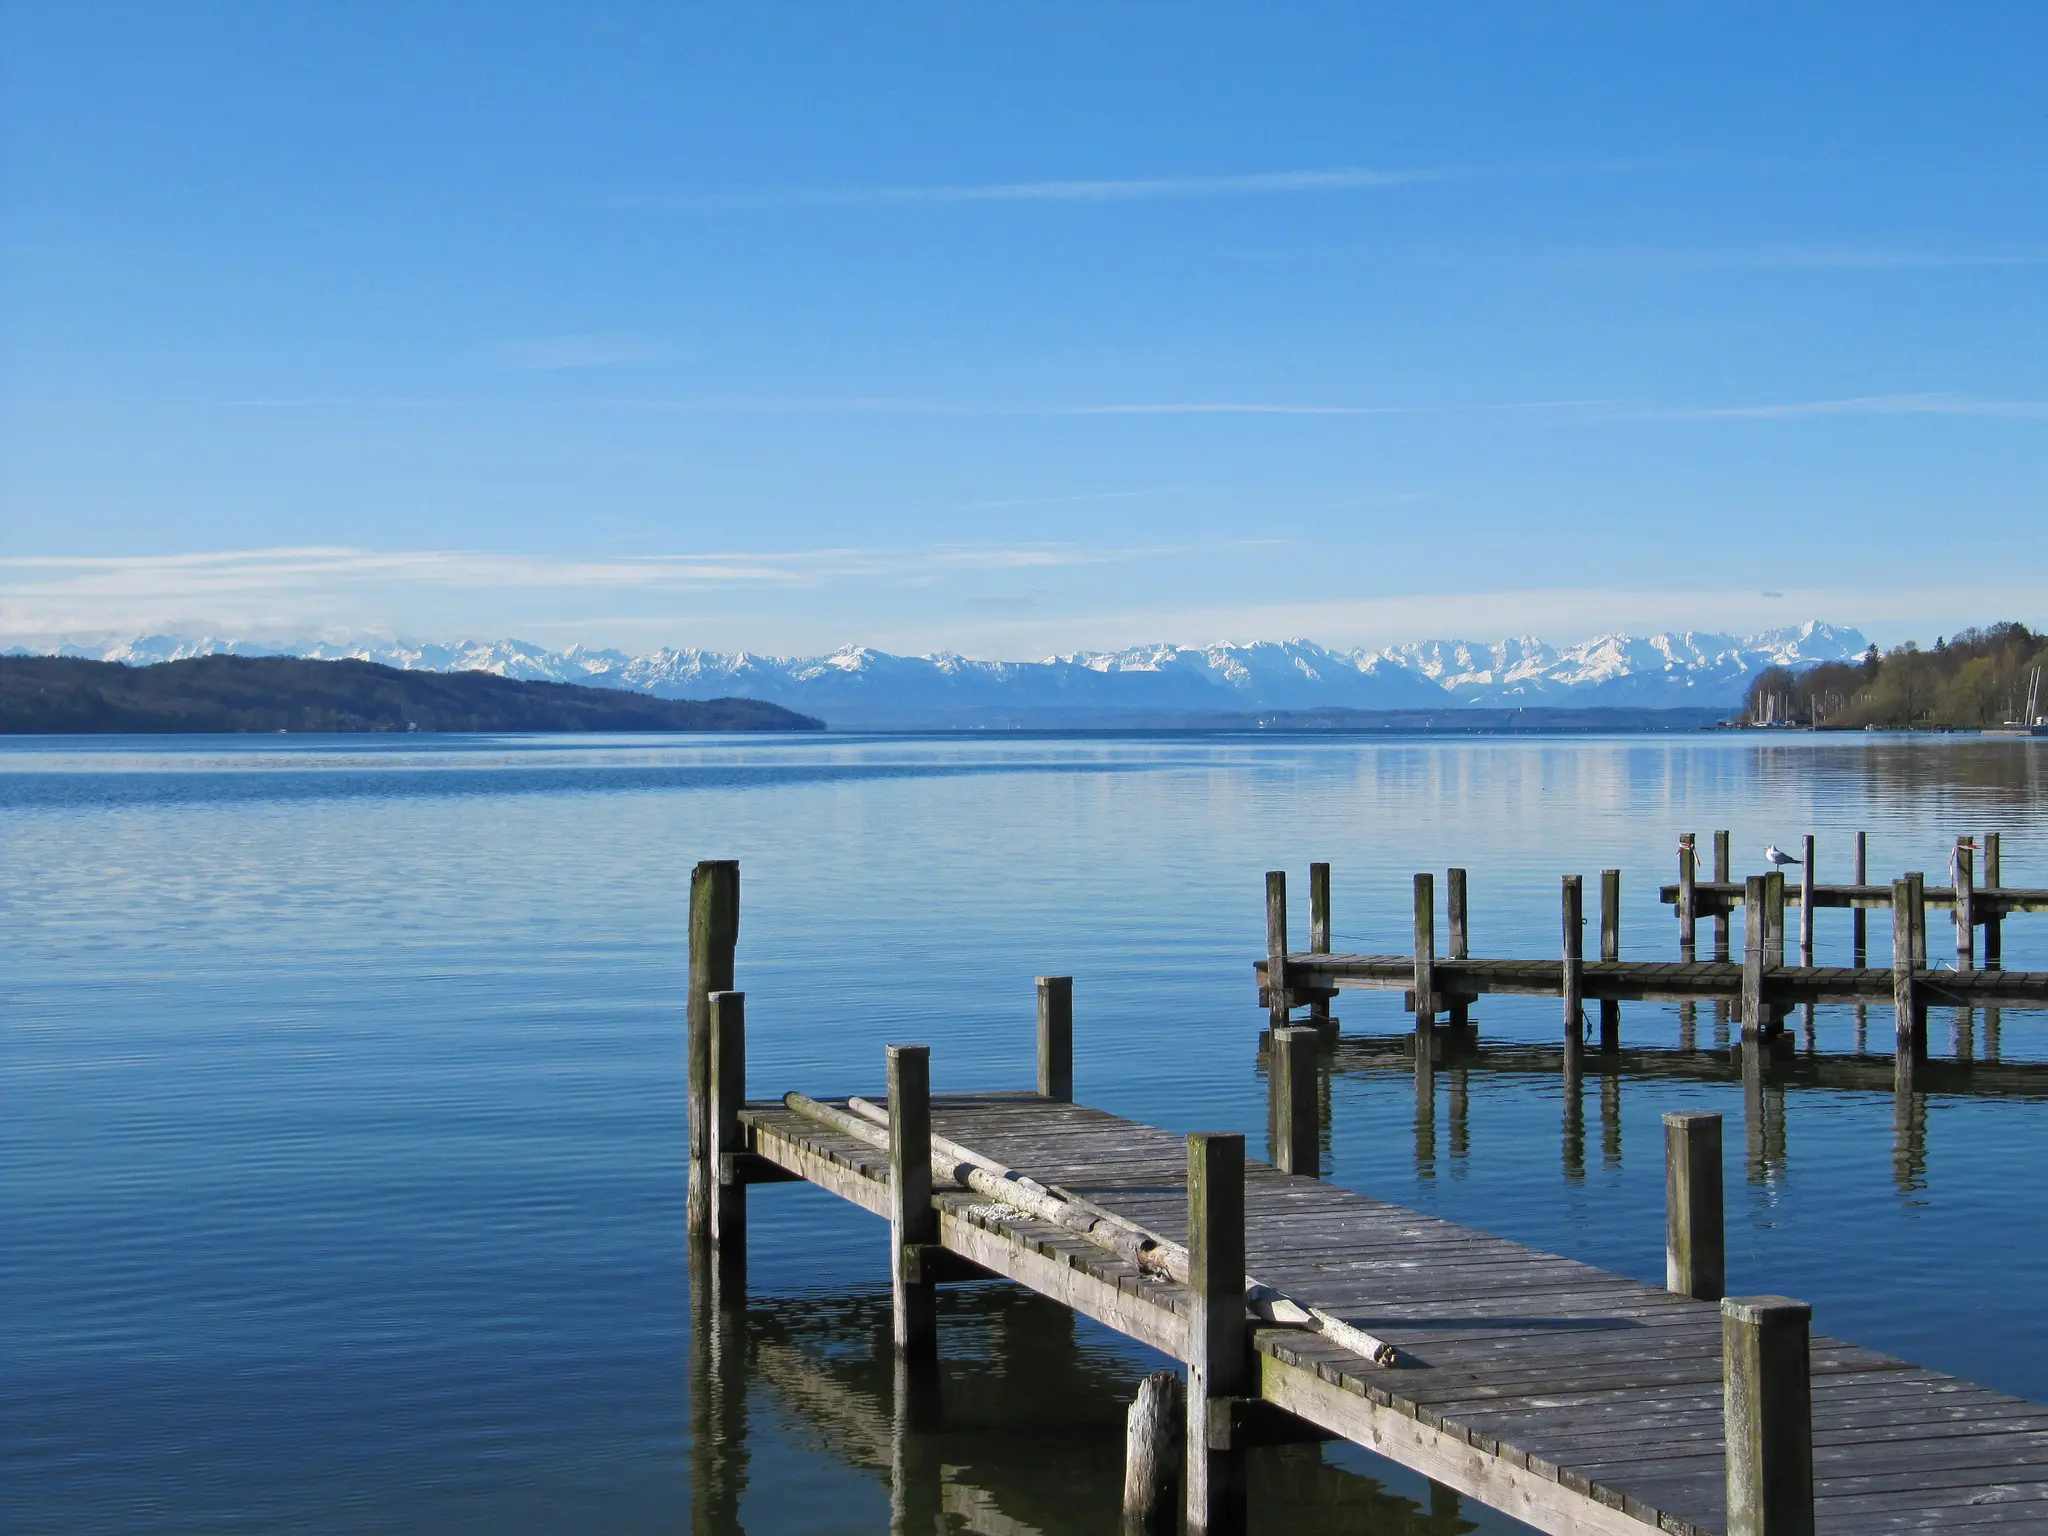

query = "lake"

[{"left": 5, "top": 731, "right": 2045, "bottom": 1533}]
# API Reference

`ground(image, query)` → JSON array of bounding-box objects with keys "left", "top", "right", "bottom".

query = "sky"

[{"left": 3, "top": 3, "right": 2045, "bottom": 658}]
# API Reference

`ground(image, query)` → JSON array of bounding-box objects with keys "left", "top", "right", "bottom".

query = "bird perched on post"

[{"left": 1763, "top": 844, "right": 1801, "bottom": 868}]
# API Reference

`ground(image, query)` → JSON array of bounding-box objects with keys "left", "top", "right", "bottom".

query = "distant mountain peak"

[{"left": 10, "top": 621, "right": 1868, "bottom": 728}]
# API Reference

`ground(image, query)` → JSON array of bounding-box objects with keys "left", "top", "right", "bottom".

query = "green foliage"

[
  {"left": 1737, "top": 623, "right": 2047, "bottom": 728},
  {"left": 0, "top": 655, "right": 826, "bottom": 734}
]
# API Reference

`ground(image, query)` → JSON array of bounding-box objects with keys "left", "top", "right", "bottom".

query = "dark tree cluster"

[
  {"left": 1737, "top": 624, "right": 2048, "bottom": 729},
  {"left": 0, "top": 655, "right": 826, "bottom": 734}
]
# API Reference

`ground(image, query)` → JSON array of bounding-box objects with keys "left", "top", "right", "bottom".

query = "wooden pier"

[
  {"left": 1258, "top": 834, "right": 2048, "bottom": 1082},
  {"left": 685, "top": 857, "right": 2048, "bottom": 1534}
]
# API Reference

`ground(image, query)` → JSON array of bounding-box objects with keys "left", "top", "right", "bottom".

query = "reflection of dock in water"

[
  {"left": 1302, "top": 1033, "right": 2030, "bottom": 1197},
  {"left": 689, "top": 1258, "right": 1479, "bottom": 1535}
]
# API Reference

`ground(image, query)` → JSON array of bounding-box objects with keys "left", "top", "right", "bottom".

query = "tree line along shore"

[
  {"left": 0, "top": 655, "right": 824, "bottom": 734},
  {"left": 1741, "top": 622, "right": 2047, "bottom": 730}
]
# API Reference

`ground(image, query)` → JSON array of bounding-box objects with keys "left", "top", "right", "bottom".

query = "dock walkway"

[{"left": 740, "top": 1089, "right": 2048, "bottom": 1534}]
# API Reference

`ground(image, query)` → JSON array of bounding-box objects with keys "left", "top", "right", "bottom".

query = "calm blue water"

[{"left": 6, "top": 732, "right": 2046, "bottom": 1533}]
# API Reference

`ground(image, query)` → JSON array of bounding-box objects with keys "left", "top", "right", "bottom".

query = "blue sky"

[{"left": 3, "top": 3, "right": 2044, "bottom": 656}]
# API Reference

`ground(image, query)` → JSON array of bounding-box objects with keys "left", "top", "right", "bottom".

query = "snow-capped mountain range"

[{"left": 14, "top": 622, "right": 1868, "bottom": 728}]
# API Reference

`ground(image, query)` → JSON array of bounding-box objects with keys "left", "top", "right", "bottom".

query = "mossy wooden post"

[
  {"left": 1561, "top": 875, "right": 1584, "bottom": 1069},
  {"left": 1412, "top": 873, "right": 1436, "bottom": 1059},
  {"left": 1664, "top": 1111, "right": 1724, "bottom": 1301},
  {"left": 687, "top": 859, "right": 740, "bottom": 1238},
  {"left": 1891, "top": 879, "right": 1923, "bottom": 1060},
  {"left": 1037, "top": 976, "right": 1073, "bottom": 1101},
  {"left": 1123, "top": 1368, "right": 1185, "bottom": 1536},
  {"left": 1447, "top": 867, "right": 1470, "bottom": 1030},
  {"left": 1763, "top": 871, "right": 1787, "bottom": 971},
  {"left": 887, "top": 1044, "right": 937, "bottom": 1362},
  {"left": 1307, "top": 862, "right": 1332, "bottom": 1031},
  {"left": 709, "top": 990, "right": 748, "bottom": 1285},
  {"left": 1741, "top": 876, "right": 1768, "bottom": 1041},
  {"left": 1798, "top": 836, "right": 1815, "bottom": 965},
  {"left": 1722, "top": 1296, "right": 1815, "bottom": 1536},
  {"left": 1265, "top": 871, "right": 1289, "bottom": 1035},
  {"left": 1271, "top": 1026, "right": 1320, "bottom": 1178},
  {"left": 1185, "top": 1132, "right": 1247, "bottom": 1536},
  {"left": 1713, "top": 830, "right": 1733, "bottom": 960},
  {"left": 1599, "top": 868, "right": 1621, "bottom": 1052},
  {"left": 1984, "top": 832, "right": 2003, "bottom": 967},
  {"left": 1906, "top": 871, "right": 1929, "bottom": 1039},
  {"left": 1678, "top": 835, "right": 1698, "bottom": 953},
  {"left": 1954, "top": 838, "right": 1975, "bottom": 972},
  {"left": 1852, "top": 831, "right": 1868, "bottom": 967}
]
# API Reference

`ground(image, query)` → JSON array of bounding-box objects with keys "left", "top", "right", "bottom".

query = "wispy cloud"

[
  {"left": 1628, "top": 392, "right": 2048, "bottom": 422},
  {"left": 619, "top": 157, "right": 1679, "bottom": 213}
]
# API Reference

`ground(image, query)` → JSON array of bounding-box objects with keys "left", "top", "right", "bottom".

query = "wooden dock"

[
  {"left": 730, "top": 1088, "right": 2048, "bottom": 1533},
  {"left": 1257, "top": 836, "right": 2048, "bottom": 1078},
  {"left": 684, "top": 857, "right": 2048, "bottom": 1534}
]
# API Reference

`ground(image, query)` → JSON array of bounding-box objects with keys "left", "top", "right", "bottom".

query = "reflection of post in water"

[
  {"left": 1414, "top": 1044, "right": 1437, "bottom": 1181},
  {"left": 1448, "top": 1067, "right": 1469, "bottom": 1168},
  {"left": 1987, "top": 1006, "right": 2002, "bottom": 1061},
  {"left": 1713, "top": 999, "right": 1730, "bottom": 1051},
  {"left": 1599, "top": 1069, "right": 1622, "bottom": 1170},
  {"left": 1679, "top": 1000, "right": 1697, "bottom": 1052},
  {"left": 1854, "top": 1005, "right": 1868, "bottom": 1055},
  {"left": 1562, "top": 1055, "right": 1585, "bottom": 1182},
  {"left": 891, "top": 1353, "right": 943, "bottom": 1536},
  {"left": 1741, "top": 1039, "right": 1767, "bottom": 1185},
  {"left": 1801, "top": 1003, "right": 1816, "bottom": 1055},
  {"left": 1955, "top": 1007, "right": 1975, "bottom": 1063},
  {"left": 1892, "top": 1054, "right": 1928, "bottom": 1195},
  {"left": 688, "top": 1236, "right": 749, "bottom": 1536}
]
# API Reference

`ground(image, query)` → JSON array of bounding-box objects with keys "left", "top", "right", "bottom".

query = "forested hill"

[
  {"left": 1741, "top": 623, "right": 2047, "bottom": 729},
  {"left": 0, "top": 655, "right": 825, "bottom": 734}
]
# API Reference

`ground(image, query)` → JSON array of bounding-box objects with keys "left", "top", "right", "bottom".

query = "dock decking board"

[
  {"left": 738, "top": 1092, "right": 2048, "bottom": 1534},
  {"left": 1258, "top": 953, "right": 2048, "bottom": 1010},
  {"left": 1657, "top": 882, "right": 2048, "bottom": 916}
]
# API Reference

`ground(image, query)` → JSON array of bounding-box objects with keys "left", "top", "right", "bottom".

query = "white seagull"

[{"left": 1763, "top": 844, "right": 1802, "bottom": 868}]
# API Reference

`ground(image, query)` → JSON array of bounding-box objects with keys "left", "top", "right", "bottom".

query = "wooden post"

[
  {"left": 709, "top": 990, "right": 748, "bottom": 1278},
  {"left": 1679, "top": 834, "right": 1698, "bottom": 952},
  {"left": 1798, "top": 836, "right": 1815, "bottom": 965},
  {"left": 688, "top": 859, "right": 741, "bottom": 1238},
  {"left": 887, "top": 1044, "right": 937, "bottom": 1361},
  {"left": 1599, "top": 868, "right": 1621, "bottom": 1052},
  {"left": 1308, "top": 862, "right": 1332, "bottom": 1029},
  {"left": 1714, "top": 831, "right": 1732, "bottom": 961},
  {"left": 1742, "top": 876, "right": 1768, "bottom": 1041},
  {"left": 1764, "top": 872, "right": 1786, "bottom": 970},
  {"left": 1123, "top": 1369, "right": 1185, "bottom": 1536},
  {"left": 1561, "top": 876, "right": 1584, "bottom": 1060},
  {"left": 1446, "top": 868, "right": 1470, "bottom": 1032},
  {"left": 1185, "top": 1132, "right": 1247, "bottom": 1536},
  {"left": 1954, "top": 838, "right": 1975, "bottom": 973},
  {"left": 1265, "top": 871, "right": 1289, "bottom": 1034},
  {"left": 1892, "top": 880, "right": 1922, "bottom": 1059},
  {"left": 1037, "top": 976, "right": 1074, "bottom": 1101},
  {"left": 1852, "top": 831, "right": 1868, "bottom": 967},
  {"left": 1985, "top": 832, "right": 2003, "bottom": 968},
  {"left": 1907, "top": 871, "right": 1926, "bottom": 967},
  {"left": 1722, "top": 1296, "right": 1815, "bottom": 1536},
  {"left": 1412, "top": 873, "right": 1436, "bottom": 1050},
  {"left": 1664, "top": 1111, "right": 1724, "bottom": 1301},
  {"left": 1270, "top": 1026, "right": 1320, "bottom": 1178}
]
